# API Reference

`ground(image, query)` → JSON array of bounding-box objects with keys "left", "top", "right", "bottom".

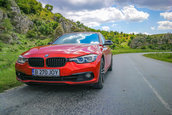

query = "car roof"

[{"left": 63, "top": 32, "right": 100, "bottom": 35}]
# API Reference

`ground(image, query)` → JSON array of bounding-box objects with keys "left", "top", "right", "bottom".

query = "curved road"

[{"left": 1, "top": 53, "right": 172, "bottom": 115}]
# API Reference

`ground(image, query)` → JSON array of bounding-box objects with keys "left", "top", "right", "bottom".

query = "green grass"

[
  {"left": 112, "top": 48, "right": 171, "bottom": 55},
  {"left": 0, "top": 52, "right": 24, "bottom": 93},
  {"left": 0, "top": 37, "right": 50, "bottom": 93},
  {"left": 143, "top": 53, "right": 172, "bottom": 63}
]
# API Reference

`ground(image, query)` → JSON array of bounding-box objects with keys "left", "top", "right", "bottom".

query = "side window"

[{"left": 100, "top": 34, "right": 105, "bottom": 44}]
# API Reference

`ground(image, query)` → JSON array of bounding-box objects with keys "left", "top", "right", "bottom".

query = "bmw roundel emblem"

[{"left": 44, "top": 54, "right": 49, "bottom": 57}]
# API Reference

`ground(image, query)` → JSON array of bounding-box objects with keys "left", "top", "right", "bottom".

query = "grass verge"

[
  {"left": 0, "top": 52, "right": 24, "bottom": 93},
  {"left": 143, "top": 53, "right": 172, "bottom": 63},
  {"left": 112, "top": 48, "right": 170, "bottom": 55}
]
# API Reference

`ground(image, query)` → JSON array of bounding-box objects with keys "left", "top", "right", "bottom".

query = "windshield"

[{"left": 53, "top": 33, "right": 99, "bottom": 44}]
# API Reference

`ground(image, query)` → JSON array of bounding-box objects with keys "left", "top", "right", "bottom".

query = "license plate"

[{"left": 32, "top": 69, "right": 60, "bottom": 77}]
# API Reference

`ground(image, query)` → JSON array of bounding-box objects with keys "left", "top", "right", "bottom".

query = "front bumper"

[{"left": 15, "top": 57, "right": 101, "bottom": 85}]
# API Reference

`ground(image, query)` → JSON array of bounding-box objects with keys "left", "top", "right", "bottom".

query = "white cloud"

[
  {"left": 129, "top": 32, "right": 138, "bottom": 34},
  {"left": 38, "top": 0, "right": 114, "bottom": 11},
  {"left": 160, "top": 12, "right": 172, "bottom": 20},
  {"left": 65, "top": 7, "right": 124, "bottom": 27},
  {"left": 122, "top": 5, "right": 149, "bottom": 22},
  {"left": 143, "top": 32, "right": 151, "bottom": 35},
  {"left": 102, "top": 26, "right": 110, "bottom": 31},
  {"left": 158, "top": 21, "right": 172, "bottom": 30},
  {"left": 129, "top": 32, "right": 151, "bottom": 35},
  {"left": 39, "top": 0, "right": 172, "bottom": 11},
  {"left": 41, "top": 2, "right": 46, "bottom": 8},
  {"left": 151, "top": 26, "right": 155, "bottom": 30},
  {"left": 63, "top": 5, "right": 149, "bottom": 27},
  {"left": 111, "top": 24, "right": 117, "bottom": 27},
  {"left": 114, "top": 0, "right": 172, "bottom": 11}
]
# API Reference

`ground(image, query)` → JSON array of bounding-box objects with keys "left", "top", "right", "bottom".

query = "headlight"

[
  {"left": 17, "top": 55, "right": 28, "bottom": 64},
  {"left": 69, "top": 54, "right": 98, "bottom": 64}
]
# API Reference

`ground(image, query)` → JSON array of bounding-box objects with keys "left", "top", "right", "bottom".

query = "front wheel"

[{"left": 93, "top": 58, "right": 104, "bottom": 89}]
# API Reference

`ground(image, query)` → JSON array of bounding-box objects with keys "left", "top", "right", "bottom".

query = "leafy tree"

[
  {"left": 16, "top": 0, "right": 42, "bottom": 14},
  {"left": 45, "top": 4, "right": 53, "bottom": 12}
]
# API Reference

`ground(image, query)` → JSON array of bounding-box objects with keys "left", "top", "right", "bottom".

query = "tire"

[
  {"left": 108, "top": 55, "right": 113, "bottom": 71},
  {"left": 93, "top": 58, "right": 104, "bottom": 89}
]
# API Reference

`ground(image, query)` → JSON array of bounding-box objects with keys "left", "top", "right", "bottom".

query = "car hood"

[{"left": 22, "top": 44, "right": 100, "bottom": 58}]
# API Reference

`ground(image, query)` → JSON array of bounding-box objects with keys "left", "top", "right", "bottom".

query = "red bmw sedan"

[{"left": 15, "top": 32, "right": 113, "bottom": 89}]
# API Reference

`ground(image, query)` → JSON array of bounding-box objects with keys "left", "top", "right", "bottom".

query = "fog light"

[{"left": 85, "top": 73, "right": 91, "bottom": 78}]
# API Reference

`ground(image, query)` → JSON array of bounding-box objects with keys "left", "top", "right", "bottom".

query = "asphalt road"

[{"left": 1, "top": 53, "right": 172, "bottom": 115}]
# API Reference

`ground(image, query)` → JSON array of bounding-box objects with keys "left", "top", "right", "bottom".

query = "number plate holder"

[{"left": 32, "top": 69, "right": 60, "bottom": 77}]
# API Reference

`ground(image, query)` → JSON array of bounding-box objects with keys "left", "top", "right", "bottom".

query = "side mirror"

[
  {"left": 104, "top": 40, "right": 113, "bottom": 45},
  {"left": 48, "top": 42, "right": 53, "bottom": 45}
]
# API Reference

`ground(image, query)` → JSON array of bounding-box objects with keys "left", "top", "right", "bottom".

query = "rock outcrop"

[
  {"left": 54, "top": 17, "right": 88, "bottom": 38},
  {"left": 0, "top": 9, "right": 3, "bottom": 21},
  {"left": 11, "top": 14, "right": 33, "bottom": 33},
  {"left": 130, "top": 33, "right": 172, "bottom": 50},
  {"left": 4, "top": 0, "right": 33, "bottom": 33}
]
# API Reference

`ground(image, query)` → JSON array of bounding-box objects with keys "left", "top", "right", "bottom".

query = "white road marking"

[{"left": 128, "top": 56, "right": 172, "bottom": 115}]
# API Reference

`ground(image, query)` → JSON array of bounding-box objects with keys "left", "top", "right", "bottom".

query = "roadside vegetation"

[
  {"left": 143, "top": 53, "right": 172, "bottom": 63},
  {"left": 111, "top": 48, "right": 170, "bottom": 55},
  {"left": 0, "top": 37, "right": 50, "bottom": 92}
]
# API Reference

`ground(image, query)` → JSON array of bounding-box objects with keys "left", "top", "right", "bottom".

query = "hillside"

[
  {"left": 0, "top": 0, "right": 91, "bottom": 49},
  {"left": 0, "top": 0, "right": 171, "bottom": 52},
  {"left": 0, "top": 0, "right": 136, "bottom": 52},
  {"left": 130, "top": 33, "right": 172, "bottom": 50}
]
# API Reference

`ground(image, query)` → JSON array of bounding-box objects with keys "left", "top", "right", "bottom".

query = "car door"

[{"left": 99, "top": 34, "right": 111, "bottom": 71}]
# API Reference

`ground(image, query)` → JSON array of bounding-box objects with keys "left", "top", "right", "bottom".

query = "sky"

[{"left": 38, "top": 0, "right": 172, "bottom": 35}]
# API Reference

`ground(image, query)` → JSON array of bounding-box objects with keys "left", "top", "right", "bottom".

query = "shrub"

[
  {"left": 0, "top": 33, "right": 12, "bottom": 43},
  {"left": 16, "top": 0, "right": 42, "bottom": 14},
  {"left": 35, "top": 40, "right": 45, "bottom": 46},
  {"left": 45, "top": 4, "right": 53, "bottom": 12},
  {"left": 27, "top": 29, "right": 37, "bottom": 38},
  {"left": 0, "top": 0, "right": 10, "bottom": 8},
  {"left": 1, "top": 19, "right": 13, "bottom": 32},
  {"left": 141, "top": 46, "right": 146, "bottom": 49},
  {"left": 0, "top": 41, "right": 3, "bottom": 51}
]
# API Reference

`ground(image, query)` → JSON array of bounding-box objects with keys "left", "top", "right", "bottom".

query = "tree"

[
  {"left": 0, "top": 0, "right": 6, "bottom": 7},
  {"left": 45, "top": 4, "right": 53, "bottom": 12},
  {"left": 16, "top": 0, "right": 42, "bottom": 14}
]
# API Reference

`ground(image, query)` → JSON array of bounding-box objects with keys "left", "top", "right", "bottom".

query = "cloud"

[
  {"left": 65, "top": 7, "right": 123, "bottom": 27},
  {"left": 129, "top": 32, "right": 139, "bottom": 34},
  {"left": 158, "top": 21, "right": 172, "bottom": 30},
  {"left": 151, "top": 26, "right": 155, "bottom": 30},
  {"left": 114, "top": 0, "right": 172, "bottom": 11},
  {"left": 102, "top": 26, "right": 110, "bottom": 31},
  {"left": 38, "top": 0, "right": 114, "bottom": 11},
  {"left": 129, "top": 32, "right": 151, "bottom": 35},
  {"left": 122, "top": 5, "right": 149, "bottom": 22},
  {"left": 111, "top": 24, "right": 117, "bottom": 27},
  {"left": 38, "top": 0, "right": 172, "bottom": 11},
  {"left": 63, "top": 5, "right": 149, "bottom": 27},
  {"left": 160, "top": 12, "right": 172, "bottom": 20},
  {"left": 143, "top": 32, "right": 151, "bottom": 35}
]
